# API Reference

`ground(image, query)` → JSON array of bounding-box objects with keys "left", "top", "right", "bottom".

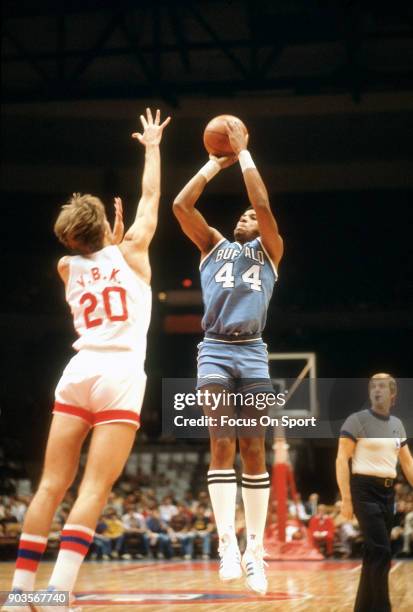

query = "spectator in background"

[
  {"left": 176, "top": 502, "right": 193, "bottom": 523},
  {"left": 146, "top": 509, "right": 173, "bottom": 559},
  {"left": 183, "top": 491, "right": 195, "bottom": 510},
  {"left": 91, "top": 516, "right": 112, "bottom": 561},
  {"left": 308, "top": 504, "right": 335, "bottom": 557},
  {"left": 101, "top": 508, "right": 125, "bottom": 559},
  {"left": 288, "top": 493, "right": 311, "bottom": 523},
  {"left": 141, "top": 489, "right": 157, "bottom": 511},
  {"left": 159, "top": 495, "right": 178, "bottom": 523},
  {"left": 390, "top": 499, "right": 408, "bottom": 556},
  {"left": 168, "top": 505, "right": 195, "bottom": 559},
  {"left": 305, "top": 493, "right": 320, "bottom": 517},
  {"left": 333, "top": 501, "right": 360, "bottom": 558},
  {"left": 121, "top": 506, "right": 149, "bottom": 558},
  {"left": 9, "top": 497, "right": 28, "bottom": 524},
  {"left": 285, "top": 514, "right": 304, "bottom": 542},
  {"left": 191, "top": 504, "right": 215, "bottom": 559},
  {"left": 0, "top": 509, "right": 21, "bottom": 538},
  {"left": 196, "top": 491, "right": 212, "bottom": 517},
  {"left": 106, "top": 491, "right": 125, "bottom": 517},
  {"left": 401, "top": 502, "right": 413, "bottom": 557}
]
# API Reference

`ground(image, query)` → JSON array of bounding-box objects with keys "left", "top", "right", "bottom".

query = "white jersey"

[{"left": 65, "top": 245, "right": 151, "bottom": 361}]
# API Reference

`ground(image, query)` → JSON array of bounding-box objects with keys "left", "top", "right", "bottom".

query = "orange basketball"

[{"left": 203, "top": 114, "right": 248, "bottom": 156}]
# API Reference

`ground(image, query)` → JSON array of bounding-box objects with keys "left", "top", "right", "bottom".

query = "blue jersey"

[{"left": 200, "top": 237, "right": 277, "bottom": 337}]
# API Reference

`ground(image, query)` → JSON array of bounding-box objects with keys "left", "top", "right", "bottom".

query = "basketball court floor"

[{"left": 1, "top": 559, "right": 412, "bottom": 611}]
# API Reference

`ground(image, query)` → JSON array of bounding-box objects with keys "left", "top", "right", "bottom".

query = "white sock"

[
  {"left": 12, "top": 533, "right": 48, "bottom": 591},
  {"left": 48, "top": 524, "right": 94, "bottom": 591},
  {"left": 207, "top": 469, "right": 237, "bottom": 541},
  {"left": 242, "top": 472, "right": 270, "bottom": 548}
]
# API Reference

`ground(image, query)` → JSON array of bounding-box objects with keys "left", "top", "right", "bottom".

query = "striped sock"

[
  {"left": 48, "top": 524, "right": 94, "bottom": 591},
  {"left": 207, "top": 469, "right": 237, "bottom": 541},
  {"left": 242, "top": 472, "right": 271, "bottom": 548},
  {"left": 12, "top": 533, "right": 48, "bottom": 591}
]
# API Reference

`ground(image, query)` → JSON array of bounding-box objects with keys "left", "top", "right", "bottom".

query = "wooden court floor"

[{"left": 1, "top": 559, "right": 412, "bottom": 611}]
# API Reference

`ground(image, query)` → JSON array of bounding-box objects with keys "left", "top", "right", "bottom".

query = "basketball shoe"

[
  {"left": 218, "top": 534, "right": 242, "bottom": 581},
  {"left": 241, "top": 543, "right": 268, "bottom": 595}
]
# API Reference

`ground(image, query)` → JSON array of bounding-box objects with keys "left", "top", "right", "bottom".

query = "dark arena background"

[{"left": 1, "top": 1, "right": 412, "bottom": 610}]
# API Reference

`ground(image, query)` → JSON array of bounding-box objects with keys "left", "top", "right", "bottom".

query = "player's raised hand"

[
  {"left": 132, "top": 108, "right": 171, "bottom": 146},
  {"left": 226, "top": 119, "right": 249, "bottom": 155},
  {"left": 209, "top": 154, "right": 238, "bottom": 169},
  {"left": 111, "top": 196, "right": 124, "bottom": 244}
]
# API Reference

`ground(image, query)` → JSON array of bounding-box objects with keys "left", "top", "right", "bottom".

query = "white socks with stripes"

[
  {"left": 12, "top": 533, "right": 48, "bottom": 591},
  {"left": 48, "top": 524, "right": 94, "bottom": 592},
  {"left": 207, "top": 469, "right": 237, "bottom": 541},
  {"left": 207, "top": 470, "right": 271, "bottom": 548},
  {"left": 242, "top": 472, "right": 271, "bottom": 549}
]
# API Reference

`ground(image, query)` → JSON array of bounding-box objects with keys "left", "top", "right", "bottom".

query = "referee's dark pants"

[{"left": 351, "top": 474, "right": 395, "bottom": 612}]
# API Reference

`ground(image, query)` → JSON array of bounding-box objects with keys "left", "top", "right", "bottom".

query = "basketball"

[{"left": 203, "top": 114, "right": 248, "bottom": 156}]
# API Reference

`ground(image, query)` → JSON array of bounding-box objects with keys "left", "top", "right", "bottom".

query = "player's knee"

[
  {"left": 37, "top": 477, "right": 69, "bottom": 502},
  {"left": 239, "top": 438, "right": 265, "bottom": 461},
  {"left": 211, "top": 437, "right": 235, "bottom": 463}
]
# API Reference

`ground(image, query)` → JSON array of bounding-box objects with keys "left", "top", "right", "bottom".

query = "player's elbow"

[{"left": 172, "top": 199, "right": 189, "bottom": 218}]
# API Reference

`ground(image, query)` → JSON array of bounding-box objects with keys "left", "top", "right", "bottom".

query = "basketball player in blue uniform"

[{"left": 173, "top": 120, "right": 283, "bottom": 594}]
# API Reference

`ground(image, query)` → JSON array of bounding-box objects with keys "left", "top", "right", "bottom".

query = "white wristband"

[
  {"left": 198, "top": 159, "right": 221, "bottom": 182},
  {"left": 239, "top": 149, "right": 256, "bottom": 172}
]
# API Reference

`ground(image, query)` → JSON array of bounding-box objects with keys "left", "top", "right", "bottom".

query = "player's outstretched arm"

[
  {"left": 335, "top": 437, "right": 356, "bottom": 520},
  {"left": 172, "top": 156, "right": 235, "bottom": 255},
  {"left": 123, "top": 108, "right": 170, "bottom": 250},
  {"left": 227, "top": 121, "right": 284, "bottom": 268}
]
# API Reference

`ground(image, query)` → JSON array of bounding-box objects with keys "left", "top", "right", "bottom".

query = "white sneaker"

[
  {"left": 242, "top": 544, "right": 268, "bottom": 595},
  {"left": 218, "top": 535, "right": 242, "bottom": 582}
]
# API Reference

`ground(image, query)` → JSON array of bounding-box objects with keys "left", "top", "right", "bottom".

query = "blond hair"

[
  {"left": 369, "top": 372, "right": 397, "bottom": 401},
  {"left": 54, "top": 193, "right": 107, "bottom": 254}
]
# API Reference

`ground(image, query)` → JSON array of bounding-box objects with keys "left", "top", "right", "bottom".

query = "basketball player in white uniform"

[{"left": 2, "top": 108, "right": 170, "bottom": 612}]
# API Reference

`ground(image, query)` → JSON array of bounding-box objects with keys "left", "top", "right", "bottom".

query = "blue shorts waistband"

[{"left": 204, "top": 332, "right": 262, "bottom": 344}]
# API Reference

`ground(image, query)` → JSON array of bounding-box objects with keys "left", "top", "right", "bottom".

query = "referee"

[{"left": 336, "top": 373, "right": 413, "bottom": 612}]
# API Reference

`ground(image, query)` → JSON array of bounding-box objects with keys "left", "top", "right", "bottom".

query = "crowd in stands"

[
  {"left": 286, "top": 483, "right": 413, "bottom": 558},
  {"left": 0, "top": 484, "right": 228, "bottom": 562},
  {"left": 1, "top": 478, "right": 413, "bottom": 562}
]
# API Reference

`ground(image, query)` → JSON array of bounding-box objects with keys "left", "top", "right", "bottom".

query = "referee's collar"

[{"left": 368, "top": 408, "right": 390, "bottom": 421}]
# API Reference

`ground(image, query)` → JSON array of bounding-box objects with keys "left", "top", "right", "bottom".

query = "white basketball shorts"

[{"left": 53, "top": 350, "right": 146, "bottom": 429}]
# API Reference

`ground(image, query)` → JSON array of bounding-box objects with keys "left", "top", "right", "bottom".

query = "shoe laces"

[
  {"left": 248, "top": 546, "right": 269, "bottom": 571},
  {"left": 218, "top": 536, "right": 240, "bottom": 565}
]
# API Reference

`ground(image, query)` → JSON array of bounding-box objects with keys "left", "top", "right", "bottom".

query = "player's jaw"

[{"left": 233, "top": 210, "right": 259, "bottom": 243}]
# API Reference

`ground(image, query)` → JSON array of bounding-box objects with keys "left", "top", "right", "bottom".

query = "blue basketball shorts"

[{"left": 196, "top": 338, "right": 273, "bottom": 394}]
